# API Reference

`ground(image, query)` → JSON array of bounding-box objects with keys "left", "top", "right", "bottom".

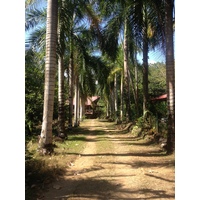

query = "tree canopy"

[{"left": 25, "top": 0, "right": 175, "bottom": 153}]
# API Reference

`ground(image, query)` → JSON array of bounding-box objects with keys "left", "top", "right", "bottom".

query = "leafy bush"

[
  {"left": 25, "top": 49, "right": 44, "bottom": 134},
  {"left": 135, "top": 116, "right": 145, "bottom": 128}
]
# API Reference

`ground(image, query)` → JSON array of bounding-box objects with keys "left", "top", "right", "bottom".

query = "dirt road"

[{"left": 43, "top": 119, "right": 175, "bottom": 200}]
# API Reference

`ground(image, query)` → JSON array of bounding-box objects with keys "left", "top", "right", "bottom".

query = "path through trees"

[{"left": 42, "top": 119, "right": 175, "bottom": 199}]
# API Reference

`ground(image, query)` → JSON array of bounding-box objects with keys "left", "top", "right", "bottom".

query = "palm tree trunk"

[
  {"left": 106, "top": 100, "right": 109, "bottom": 117},
  {"left": 128, "top": 69, "right": 138, "bottom": 117},
  {"left": 68, "top": 52, "right": 74, "bottom": 129},
  {"left": 79, "top": 60, "right": 85, "bottom": 122},
  {"left": 123, "top": 18, "right": 131, "bottom": 122},
  {"left": 81, "top": 96, "right": 86, "bottom": 121},
  {"left": 79, "top": 97, "right": 83, "bottom": 122},
  {"left": 120, "top": 70, "right": 124, "bottom": 122},
  {"left": 39, "top": 0, "right": 58, "bottom": 154},
  {"left": 77, "top": 86, "right": 80, "bottom": 124},
  {"left": 114, "top": 73, "right": 118, "bottom": 120},
  {"left": 134, "top": 53, "right": 139, "bottom": 117},
  {"left": 142, "top": 9, "right": 149, "bottom": 116},
  {"left": 68, "top": 12, "right": 76, "bottom": 129},
  {"left": 110, "top": 87, "right": 115, "bottom": 119},
  {"left": 57, "top": 0, "right": 66, "bottom": 139},
  {"left": 165, "top": 0, "right": 175, "bottom": 153},
  {"left": 142, "top": 37, "right": 149, "bottom": 115},
  {"left": 74, "top": 74, "right": 79, "bottom": 127},
  {"left": 58, "top": 55, "right": 66, "bottom": 138}
]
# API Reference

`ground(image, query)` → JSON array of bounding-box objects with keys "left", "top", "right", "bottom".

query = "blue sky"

[
  {"left": 137, "top": 49, "right": 165, "bottom": 64},
  {"left": 26, "top": 27, "right": 166, "bottom": 64},
  {"left": 25, "top": 0, "right": 166, "bottom": 64}
]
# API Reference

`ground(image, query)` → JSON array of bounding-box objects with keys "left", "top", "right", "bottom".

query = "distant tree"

[
  {"left": 148, "top": 62, "right": 167, "bottom": 118},
  {"left": 148, "top": 62, "right": 166, "bottom": 96}
]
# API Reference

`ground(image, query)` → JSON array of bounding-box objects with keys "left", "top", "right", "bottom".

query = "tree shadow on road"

[
  {"left": 42, "top": 176, "right": 174, "bottom": 200},
  {"left": 66, "top": 150, "right": 168, "bottom": 158}
]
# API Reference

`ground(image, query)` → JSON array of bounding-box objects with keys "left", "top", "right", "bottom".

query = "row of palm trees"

[{"left": 25, "top": 0, "right": 175, "bottom": 154}]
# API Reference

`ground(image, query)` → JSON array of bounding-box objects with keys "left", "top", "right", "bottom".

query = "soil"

[{"left": 41, "top": 119, "right": 175, "bottom": 200}]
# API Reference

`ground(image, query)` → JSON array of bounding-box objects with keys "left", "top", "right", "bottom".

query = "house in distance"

[
  {"left": 84, "top": 96, "right": 101, "bottom": 119},
  {"left": 66, "top": 96, "right": 101, "bottom": 119}
]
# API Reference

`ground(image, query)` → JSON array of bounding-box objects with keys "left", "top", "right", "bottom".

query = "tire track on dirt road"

[{"left": 42, "top": 119, "right": 175, "bottom": 200}]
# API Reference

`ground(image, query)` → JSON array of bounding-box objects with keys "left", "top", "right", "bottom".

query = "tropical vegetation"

[{"left": 25, "top": 0, "right": 175, "bottom": 154}]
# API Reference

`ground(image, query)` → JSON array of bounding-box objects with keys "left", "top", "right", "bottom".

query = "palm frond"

[
  {"left": 25, "top": 0, "right": 47, "bottom": 9},
  {"left": 25, "top": 7, "right": 46, "bottom": 31},
  {"left": 26, "top": 26, "right": 46, "bottom": 51}
]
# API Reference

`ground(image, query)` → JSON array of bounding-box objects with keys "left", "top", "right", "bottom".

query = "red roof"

[
  {"left": 67, "top": 96, "right": 100, "bottom": 106},
  {"left": 85, "top": 96, "right": 100, "bottom": 106},
  {"left": 151, "top": 94, "right": 167, "bottom": 101}
]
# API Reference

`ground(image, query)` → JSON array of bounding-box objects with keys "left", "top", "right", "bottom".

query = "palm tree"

[
  {"left": 38, "top": 0, "right": 58, "bottom": 154},
  {"left": 130, "top": 0, "right": 165, "bottom": 116},
  {"left": 97, "top": 0, "right": 162, "bottom": 121},
  {"left": 123, "top": 16, "right": 131, "bottom": 121},
  {"left": 97, "top": 0, "right": 133, "bottom": 121},
  {"left": 26, "top": 0, "right": 71, "bottom": 139},
  {"left": 25, "top": 0, "right": 47, "bottom": 51},
  {"left": 57, "top": 55, "right": 66, "bottom": 137},
  {"left": 165, "top": 0, "right": 175, "bottom": 153},
  {"left": 151, "top": 0, "right": 175, "bottom": 153},
  {"left": 26, "top": 0, "right": 67, "bottom": 139},
  {"left": 64, "top": 0, "right": 102, "bottom": 128},
  {"left": 141, "top": 2, "right": 149, "bottom": 115},
  {"left": 57, "top": 0, "right": 73, "bottom": 137}
]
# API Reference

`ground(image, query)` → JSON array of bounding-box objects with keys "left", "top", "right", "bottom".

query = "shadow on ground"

[
  {"left": 43, "top": 176, "right": 174, "bottom": 200},
  {"left": 26, "top": 120, "right": 174, "bottom": 200},
  {"left": 25, "top": 157, "right": 66, "bottom": 200}
]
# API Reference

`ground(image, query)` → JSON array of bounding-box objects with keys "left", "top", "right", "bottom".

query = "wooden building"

[{"left": 84, "top": 96, "right": 100, "bottom": 118}]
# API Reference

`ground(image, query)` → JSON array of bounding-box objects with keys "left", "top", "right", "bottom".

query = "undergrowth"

[{"left": 25, "top": 134, "right": 87, "bottom": 200}]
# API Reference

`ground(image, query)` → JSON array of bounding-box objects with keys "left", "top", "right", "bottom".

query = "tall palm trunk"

[
  {"left": 142, "top": 36, "right": 149, "bottom": 115},
  {"left": 134, "top": 53, "right": 139, "bottom": 117},
  {"left": 142, "top": 6, "right": 149, "bottom": 115},
  {"left": 114, "top": 73, "right": 118, "bottom": 120},
  {"left": 68, "top": 50, "right": 74, "bottom": 128},
  {"left": 74, "top": 73, "right": 79, "bottom": 127},
  {"left": 129, "top": 45, "right": 139, "bottom": 118},
  {"left": 57, "top": 0, "right": 67, "bottom": 139},
  {"left": 120, "top": 70, "right": 124, "bottom": 122},
  {"left": 79, "top": 59, "right": 85, "bottom": 122},
  {"left": 123, "top": 18, "right": 131, "bottom": 122},
  {"left": 58, "top": 55, "right": 66, "bottom": 138},
  {"left": 77, "top": 85, "right": 80, "bottom": 123},
  {"left": 128, "top": 68, "right": 138, "bottom": 117},
  {"left": 79, "top": 97, "right": 84, "bottom": 122},
  {"left": 39, "top": 0, "right": 58, "bottom": 154},
  {"left": 165, "top": 0, "right": 175, "bottom": 153},
  {"left": 106, "top": 100, "right": 109, "bottom": 117},
  {"left": 68, "top": 12, "right": 76, "bottom": 129},
  {"left": 110, "top": 87, "right": 115, "bottom": 119}
]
